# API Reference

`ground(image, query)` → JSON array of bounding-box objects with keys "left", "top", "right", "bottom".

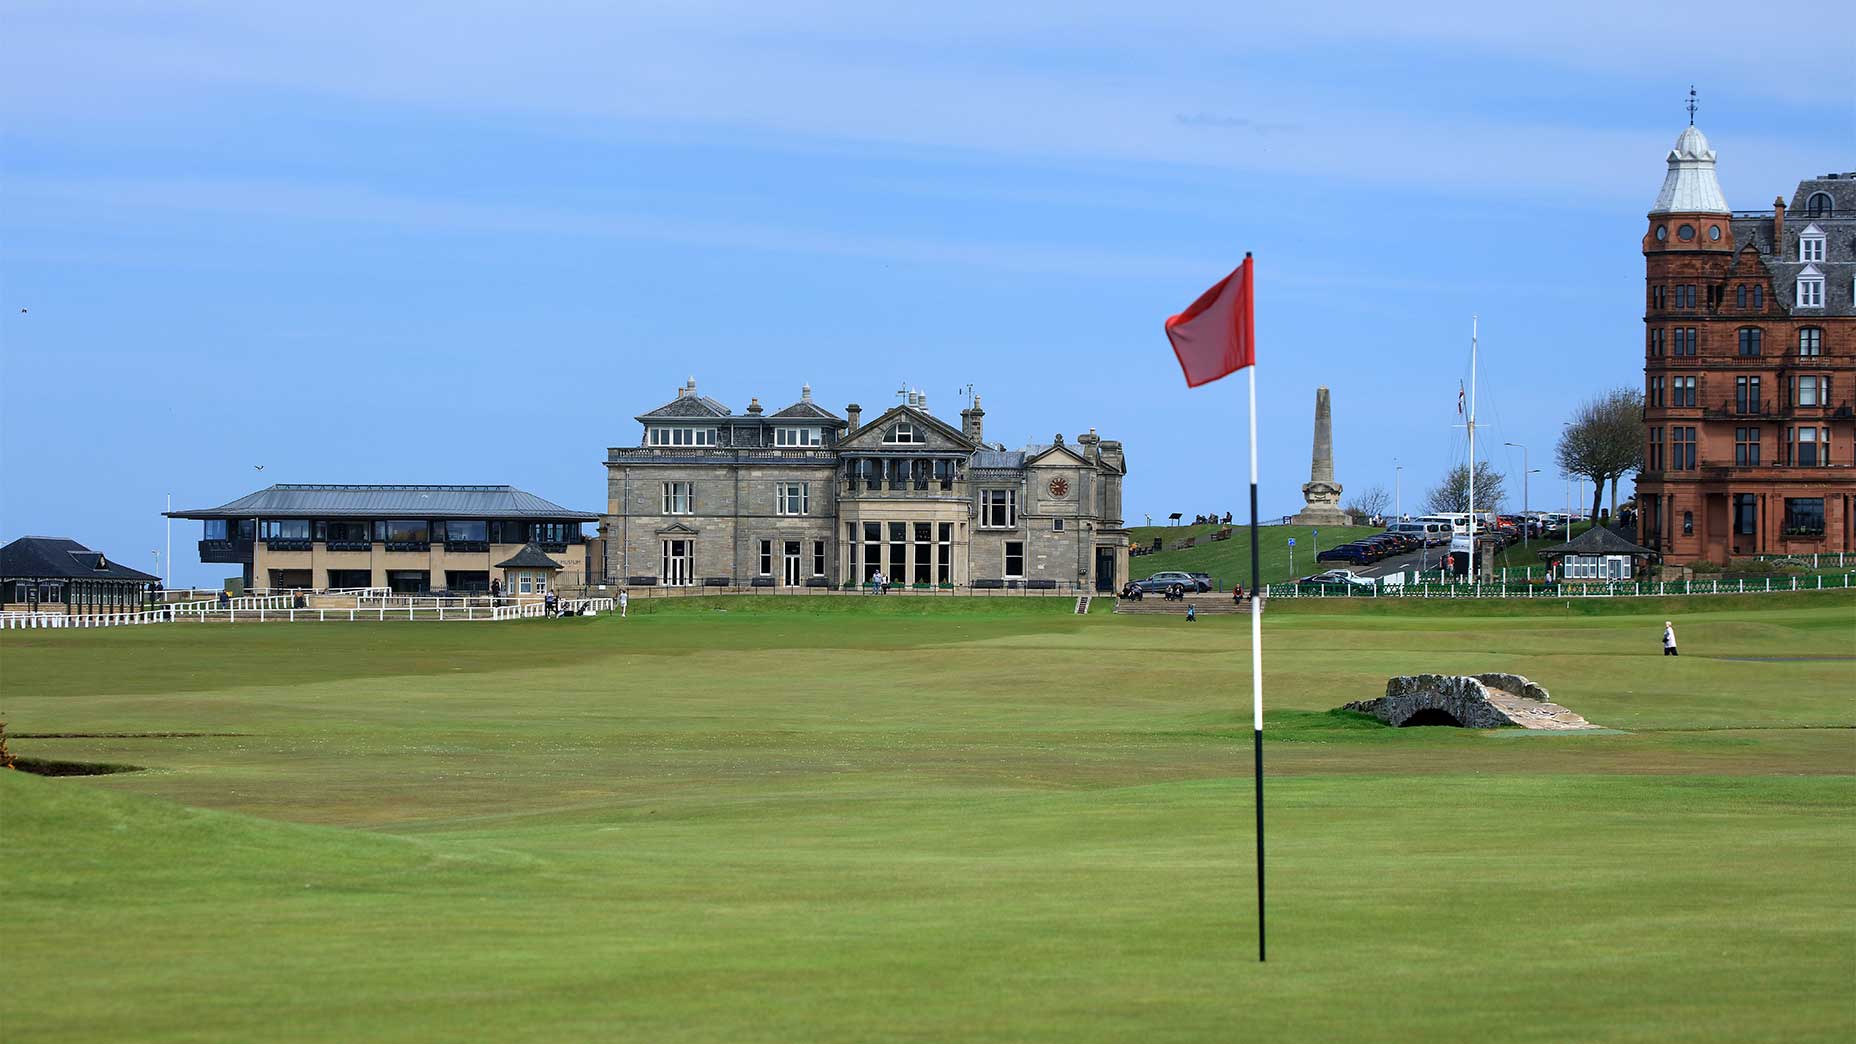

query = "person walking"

[
  {"left": 1662, "top": 620, "right": 1678, "bottom": 656},
  {"left": 1186, "top": 604, "right": 1197, "bottom": 622},
  {"left": 618, "top": 589, "right": 629, "bottom": 618}
]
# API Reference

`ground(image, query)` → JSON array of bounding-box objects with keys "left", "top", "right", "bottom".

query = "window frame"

[
  {"left": 662, "top": 481, "right": 694, "bottom": 515},
  {"left": 1798, "top": 327, "right": 1822, "bottom": 357},
  {"left": 1797, "top": 270, "right": 1825, "bottom": 308},
  {"left": 1003, "top": 540, "right": 1025, "bottom": 579},
  {"left": 647, "top": 426, "right": 718, "bottom": 447},
  {"left": 775, "top": 482, "right": 810, "bottom": 516},
  {"left": 980, "top": 488, "right": 1018, "bottom": 529},
  {"left": 774, "top": 426, "right": 822, "bottom": 447},
  {"left": 883, "top": 420, "right": 922, "bottom": 444}
]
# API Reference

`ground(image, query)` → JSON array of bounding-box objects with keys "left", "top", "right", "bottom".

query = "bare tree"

[
  {"left": 1557, "top": 388, "right": 1645, "bottom": 523},
  {"left": 1343, "top": 484, "right": 1391, "bottom": 520},
  {"left": 1425, "top": 462, "right": 1506, "bottom": 514}
]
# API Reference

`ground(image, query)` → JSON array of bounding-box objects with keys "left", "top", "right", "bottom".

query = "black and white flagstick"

[{"left": 1245, "top": 256, "right": 1266, "bottom": 964}]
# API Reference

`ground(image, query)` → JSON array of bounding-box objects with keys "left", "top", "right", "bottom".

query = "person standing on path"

[
  {"left": 1663, "top": 620, "right": 1678, "bottom": 656},
  {"left": 619, "top": 590, "right": 628, "bottom": 618}
]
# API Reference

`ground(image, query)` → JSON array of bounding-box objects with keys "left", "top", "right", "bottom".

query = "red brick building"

[{"left": 1636, "top": 123, "right": 1854, "bottom": 564}]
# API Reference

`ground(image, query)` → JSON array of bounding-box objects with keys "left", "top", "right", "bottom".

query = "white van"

[{"left": 1387, "top": 520, "right": 1450, "bottom": 546}]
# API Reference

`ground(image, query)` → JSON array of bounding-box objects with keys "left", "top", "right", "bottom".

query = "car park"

[{"left": 1316, "top": 542, "right": 1377, "bottom": 564}]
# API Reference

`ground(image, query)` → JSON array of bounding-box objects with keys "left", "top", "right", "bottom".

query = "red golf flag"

[{"left": 1166, "top": 256, "right": 1255, "bottom": 387}]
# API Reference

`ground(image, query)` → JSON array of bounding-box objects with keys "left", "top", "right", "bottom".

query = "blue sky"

[{"left": 3, "top": 2, "right": 1851, "bottom": 586}]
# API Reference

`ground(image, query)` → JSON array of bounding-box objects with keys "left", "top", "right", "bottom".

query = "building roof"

[
  {"left": 495, "top": 544, "right": 565, "bottom": 570},
  {"left": 167, "top": 484, "right": 597, "bottom": 521},
  {"left": 1729, "top": 173, "right": 1856, "bottom": 317},
  {"left": 1650, "top": 125, "right": 1729, "bottom": 215},
  {"left": 1536, "top": 525, "right": 1658, "bottom": 561},
  {"left": 636, "top": 378, "right": 732, "bottom": 421},
  {"left": 1, "top": 536, "right": 159, "bottom": 582}
]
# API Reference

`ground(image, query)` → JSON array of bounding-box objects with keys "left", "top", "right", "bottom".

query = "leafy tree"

[
  {"left": 1556, "top": 388, "right": 1645, "bottom": 523},
  {"left": 1343, "top": 484, "right": 1391, "bottom": 520},
  {"left": 1425, "top": 462, "right": 1506, "bottom": 514}
]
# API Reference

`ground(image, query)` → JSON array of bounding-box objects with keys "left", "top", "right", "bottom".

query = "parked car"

[
  {"left": 1185, "top": 572, "right": 1215, "bottom": 592},
  {"left": 1129, "top": 571, "right": 1200, "bottom": 594},
  {"left": 1316, "top": 542, "right": 1376, "bottom": 564},
  {"left": 1297, "top": 569, "right": 1375, "bottom": 589}
]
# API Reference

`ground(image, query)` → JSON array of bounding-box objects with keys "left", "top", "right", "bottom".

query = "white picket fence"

[
  {"left": 1268, "top": 572, "right": 1856, "bottom": 600},
  {"left": 4, "top": 594, "right": 615, "bottom": 629},
  {"left": 0, "top": 609, "right": 171, "bottom": 630}
]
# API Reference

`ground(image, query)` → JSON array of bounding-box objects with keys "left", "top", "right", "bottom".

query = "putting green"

[{"left": 3, "top": 595, "right": 1852, "bottom": 1042}]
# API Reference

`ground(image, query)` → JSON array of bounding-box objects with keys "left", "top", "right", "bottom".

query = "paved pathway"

[{"left": 1481, "top": 686, "right": 1600, "bottom": 730}]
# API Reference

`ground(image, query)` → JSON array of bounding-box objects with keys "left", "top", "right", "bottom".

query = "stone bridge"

[{"left": 1344, "top": 673, "right": 1597, "bottom": 730}]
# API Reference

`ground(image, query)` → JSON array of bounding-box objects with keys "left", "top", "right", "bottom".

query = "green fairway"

[{"left": 4, "top": 596, "right": 1854, "bottom": 1042}]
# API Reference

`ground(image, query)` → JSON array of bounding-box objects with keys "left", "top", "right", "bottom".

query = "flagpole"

[{"left": 1245, "top": 256, "right": 1266, "bottom": 965}]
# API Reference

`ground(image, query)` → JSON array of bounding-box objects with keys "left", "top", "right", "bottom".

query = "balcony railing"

[
  {"left": 384, "top": 541, "right": 431, "bottom": 552},
  {"left": 325, "top": 540, "right": 371, "bottom": 552},
  {"left": 263, "top": 538, "right": 313, "bottom": 551}
]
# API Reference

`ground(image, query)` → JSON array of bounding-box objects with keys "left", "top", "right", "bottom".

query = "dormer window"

[
  {"left": 774, "top": 427, "right": 822, "bottom": 447},
  {"left": 1796, "top": 266, "right": 1825, "bottom": 309},
  {"left": 647, "top": 426, "right": 717, "bottom": 447},
  {"left": 1805, "top": 191, "right": 1832, "bottom": 217},
  {"left": 884, "top": 421, "right": 922, "bottom": 444},
  {"left": 1798, "top": 224, "right": 1826, "bottom": 263}
]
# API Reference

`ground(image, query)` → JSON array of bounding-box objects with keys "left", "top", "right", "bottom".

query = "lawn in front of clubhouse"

[{"left": 4, "top": 595, "right": 1853, "bottom": 1042}]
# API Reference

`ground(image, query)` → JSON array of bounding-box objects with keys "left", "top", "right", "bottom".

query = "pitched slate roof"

[
  {"left": 1, "top": 536, "right": 159, "bottom": 582},
  {"left": 495, "top": 544, "right": 564, "bottom": 570},
  {"left": 167, "top": 485, "right": 597, "bottom": 520},
  {"left": 769, "top": 399, "right": 843, "bottom": 422},
  {"left": 971, "top": 448, "right": 1026, "bottom": 469},
  {"left": 1537, "top": 525, "right": 1658, "bottom": 560}
]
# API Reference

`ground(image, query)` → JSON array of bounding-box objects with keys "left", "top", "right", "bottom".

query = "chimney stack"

[
  {"left": 746, "top": 397, "right": 763, "bottom": 415},
  {"left": 801, "top": 383, "right": 812, "bottom": 403},
  {"left": 1773, "top": 195, "right": 1787, "bottom": 243},
  {"left": 963, "top": 394, "right": 984, "bottom": 443},
  {"left": 846, "top": 403, "right": 862, "bottom": 429}
]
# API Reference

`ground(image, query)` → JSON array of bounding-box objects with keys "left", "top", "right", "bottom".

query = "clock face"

[{"left": 1048, "top": 477, "right": 1070, "bottom": 498}]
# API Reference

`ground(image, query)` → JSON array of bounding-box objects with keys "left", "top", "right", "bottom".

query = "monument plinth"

[{"left": 1290, "top": 386, "right": 1352, "bottom": 526}]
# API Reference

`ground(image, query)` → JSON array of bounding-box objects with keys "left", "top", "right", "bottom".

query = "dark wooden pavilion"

[{"left": 2, "top": 536, "right": 159, "bottom": 613}]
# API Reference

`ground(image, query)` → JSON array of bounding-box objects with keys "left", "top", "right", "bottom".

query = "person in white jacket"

[{"left": 1663, "top": 620, "right": 1678, "bottom": 657}]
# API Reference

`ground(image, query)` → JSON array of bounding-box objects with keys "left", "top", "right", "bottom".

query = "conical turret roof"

[{"left": 1650, "top": 125, "right": 1729, "bottom": 215}]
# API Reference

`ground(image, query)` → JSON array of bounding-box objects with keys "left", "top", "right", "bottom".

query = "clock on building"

[{"left": 1048, "top": 477, "right": 1069, "bottom": 497}]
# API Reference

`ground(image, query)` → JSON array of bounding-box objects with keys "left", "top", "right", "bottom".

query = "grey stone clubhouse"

[{"left": 601, "top": 380, "right": 1130, "bottom": 591}]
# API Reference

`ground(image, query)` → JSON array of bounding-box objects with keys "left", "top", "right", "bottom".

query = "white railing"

[
  {"left": 559, "top": 597, "right": 615, "bottom": 615},
  {"left": 0, "top": 609, "right": 171, "bottom": 629},
  {"left": 1267, "top": 572, "right": 1855, "bottom": 600}
]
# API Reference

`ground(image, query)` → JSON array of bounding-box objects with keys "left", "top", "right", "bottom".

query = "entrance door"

[
  {"left": 663, "top": 539, "right": 692, "bottom": 586},
  {"left": 1095, "top": 547, "right": 1117, "bottom": 592},
  {"left": 782, "top": 540, "right": 802, "bottom": 586}
]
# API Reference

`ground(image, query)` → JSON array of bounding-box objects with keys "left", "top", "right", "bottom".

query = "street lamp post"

[
  {"left": 1394, "top": 461, "right": 1402, "bottom": 522},
  {"left": 1505, "top": 442, "right": 1529, "bottom": 547}
]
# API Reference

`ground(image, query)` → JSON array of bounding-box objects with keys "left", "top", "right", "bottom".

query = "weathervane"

[{"left": 1687, "top": 85, "right": 1697, "bottom": 126}]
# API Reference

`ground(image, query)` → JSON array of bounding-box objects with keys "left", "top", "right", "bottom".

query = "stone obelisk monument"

[{"left": 1290, "top": 387, "right": 1351, "bottom": 526}]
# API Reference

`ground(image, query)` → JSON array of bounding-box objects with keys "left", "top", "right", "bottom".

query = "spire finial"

[{"left": 1686, "top": 85, "right": 1697, "bottom": 126}]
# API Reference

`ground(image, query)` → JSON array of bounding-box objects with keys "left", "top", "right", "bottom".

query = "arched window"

[
  {"left": 1736, "top": 285, "right": 1747, "bottom": 308},
  {"left": 1805, "top": 191, "right": 1833, "bottom": 217}
]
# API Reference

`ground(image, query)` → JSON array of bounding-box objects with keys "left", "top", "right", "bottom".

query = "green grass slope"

[{"left": 1126, "top": 522, "right": 1379, "bottom": 586}]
